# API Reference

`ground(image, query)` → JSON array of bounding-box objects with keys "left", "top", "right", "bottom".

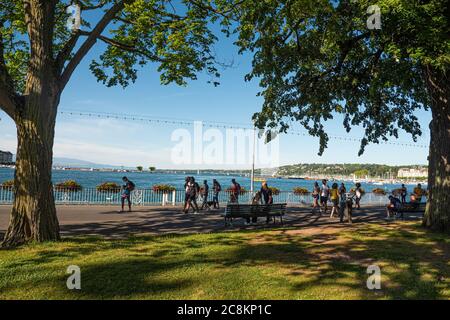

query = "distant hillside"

[
  {"left": 52, "top": 157, "right": 129, "bottom": 169},
  {"left": 275, "top": 163, "right": 428, "bottom": 178}
]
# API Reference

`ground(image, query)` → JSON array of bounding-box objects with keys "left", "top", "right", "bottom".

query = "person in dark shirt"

[
  {"left": 212, "top": 179, "right": 221, "bottom": 209},
  {"left": 200, "top": 180, "right": 209, "bottom": 210},
  {"left": 260, "top": 182, "right": 273, "bottom": 205},
  {"left": 387, "top": 195, "right": 402, "bottom": 219},
  {"left": 120, "top": 176, "right": 135, "bottom": 212},
  {"left": 261, "top": 182, "right": 273, "bottom": 223},
  {"left": 400, "top": 184, "right": 407, "bottom": 204}
]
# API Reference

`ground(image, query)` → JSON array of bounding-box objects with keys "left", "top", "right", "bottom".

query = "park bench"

[
  {"left": 397, "top": 202, "right": 426, "bottom": 219},
  {"left": 223, "top": 203, "right": 287, "bottom": 226}
]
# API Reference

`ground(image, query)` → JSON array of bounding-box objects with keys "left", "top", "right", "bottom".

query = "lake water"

[{"left": 0, "top": 167, "right": 424, "bottom": 193}]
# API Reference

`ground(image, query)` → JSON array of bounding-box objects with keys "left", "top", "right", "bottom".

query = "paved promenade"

[{"left": 0, "top": 205, "right": 423, "bottom": 240}]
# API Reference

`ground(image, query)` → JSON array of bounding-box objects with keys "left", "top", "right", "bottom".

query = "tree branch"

[
  {"left": 0, "top": 21, "right": 18, "bottom": 119},
  {"left": 59, "top": 1, "right": 126, "bottom": 90},
  {"left": 97, "top": 35, "right": 165, "bottom": 62}
]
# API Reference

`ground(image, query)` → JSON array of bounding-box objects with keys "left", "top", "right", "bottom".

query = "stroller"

[{"left": 339, "top": 193, "right": 354, "bottom": 223}]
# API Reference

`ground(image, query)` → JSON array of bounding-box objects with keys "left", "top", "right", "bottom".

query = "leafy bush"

[
  {"left": 293, "top": 187, "right": 310, "bottom": 195},
  {"left": 152, "top": 184, "right": 176, "bottom": 193},
  {"left": 350, "top": 187, "right": 366, "bottom": 195},
  {"left": 96, "top": 182, "right": 121, "bottom": 193},
  {"left": 372, "top": 188, "right": 386, "bottom": 195},
  {"left": 268, "top": 187, "right": 280, "bottom": 195},
  {"left": 54, "top": 180, "right": 82, "bottom": 192},
  {"left": 226, "top": 187, "right": 248, "bottom": 194},
  {"left": 0, "top": 180, "right": 14, "bottom": 190},
  {"left": 413, "top": 187, "right": 428, "bottom": 197}
]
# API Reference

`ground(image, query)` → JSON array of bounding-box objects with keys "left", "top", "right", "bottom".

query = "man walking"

[{"left": 120, "top": 176, "right": 135, "bottom": 213}]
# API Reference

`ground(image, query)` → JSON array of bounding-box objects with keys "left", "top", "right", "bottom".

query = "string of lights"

[{"left": 58, "top": 110, "right": 430, "bottom": 149}]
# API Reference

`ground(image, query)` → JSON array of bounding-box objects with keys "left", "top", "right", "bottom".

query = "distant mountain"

[{"left": 52, "top": 157, "right": 127, "bottom": 169}]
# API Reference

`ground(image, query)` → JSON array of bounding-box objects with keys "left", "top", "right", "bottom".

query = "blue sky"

[{"left": 0, "top": 7, "right": 431, "bottom": 169}]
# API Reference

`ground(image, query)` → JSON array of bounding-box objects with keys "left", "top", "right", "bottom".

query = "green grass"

[{"left": 0, "top": 222, "right": 449, "bottom": 299}]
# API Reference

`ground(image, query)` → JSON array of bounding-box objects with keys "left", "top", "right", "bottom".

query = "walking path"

[{"left": 0, "top": 205, "right": 423, "bottom": 240}]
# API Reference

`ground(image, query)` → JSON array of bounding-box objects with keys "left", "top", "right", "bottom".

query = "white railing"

[{"left": 0, "top": 187, "right": 405, "bottom": 207}]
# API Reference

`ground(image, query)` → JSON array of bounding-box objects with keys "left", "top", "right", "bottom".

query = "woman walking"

[
  {"left": 329, "top": 183, "right": 339, "bottom": 218},
  {"left": 312, "top": 182, "right": 320, "bottom": 213}
]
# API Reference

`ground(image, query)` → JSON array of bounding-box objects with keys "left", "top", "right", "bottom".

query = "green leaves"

[
  {"left": 234, "top": 0, "right": 448, "bottom": 155},
  {"left": 88, "top": 0, "right": 220, "bottom": 87}
]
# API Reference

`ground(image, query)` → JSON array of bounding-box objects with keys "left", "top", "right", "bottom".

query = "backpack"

[
  {"left": 216, "top": 183, "right": 222, "bottom": 192},
  {"left": 235, "top": 183, "right": 241, "bottom": 194},
  {"left": 128, "top": 181, "right": 135, "bottom": 191}
]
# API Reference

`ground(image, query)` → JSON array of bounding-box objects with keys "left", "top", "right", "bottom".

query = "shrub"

[
  {"left": 372, "top": 188, "right": 386, "bottom": 195},
  {"left": 54, "top": 180, "right": 82, "bottom": 192},
  {"left": 0, "top": 180, "right": 14, "bottom": 190},
  {"left": 293, "top": 187, "right": 310, "bottom": 195},
  {"left": 152, "top": 184, "right": 176, "bottom": 193},
  {"left": 269, "top": 187, "right": 280, "bottom": 195},
  {"left": 350, "top": 187, "right": 366, "bottom": 195},
  {"left": 226, "top": 187, "right": 248, "bottom": 194},
  {"left": 96, "top": 182, "right": 121, "bottom": 193},
  {"left": 414, "top": 187, "right": 428, "bottom": 197}
]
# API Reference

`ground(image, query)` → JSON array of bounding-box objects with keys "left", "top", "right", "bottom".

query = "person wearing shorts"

[
  {"left": 320, "top": 179, "right": 330, "bottom": 214},
  {"left": 312, "top": 182, "right": 320, "bottom": 213},
  {"left": 329, "top": 183, "right": 339, "bottom": 218}
]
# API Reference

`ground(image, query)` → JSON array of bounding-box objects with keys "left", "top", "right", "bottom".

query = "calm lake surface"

[{"left": 0, "top": 167, "right": 424, "bottom": 193}]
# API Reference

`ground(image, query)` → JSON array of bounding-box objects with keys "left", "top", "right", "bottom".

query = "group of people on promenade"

[
  {"left": 182, "top": 176, "right": 226, "bottom": 214},
  {"left": 118, "top": 175, "right": 426, "bottom": 222},
  {"left": 386, "top": 183, "right": 425, "bottom": 219},
  {"left": 310, "top": 179, "right": 363, "bottom": 223}
]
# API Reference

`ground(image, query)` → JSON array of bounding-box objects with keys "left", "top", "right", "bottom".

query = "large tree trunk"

[
  {"left": 1, "top": 0, "right": 60, "bottom": 247},
  {"left": 1, "top": 107, "right": 60, "bottom": 247},
  {"left": 422, "top": 65, "right": 450, "bottom": 232}
]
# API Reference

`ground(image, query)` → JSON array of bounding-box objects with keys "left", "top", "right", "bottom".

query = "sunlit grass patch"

[{"left": 0, "top": 221, "right": 449, "bottom": 299}]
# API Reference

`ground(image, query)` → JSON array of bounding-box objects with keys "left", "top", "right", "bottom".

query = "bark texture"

[{"left": 422, "top": 65, "right": 450, "bottom": 232}]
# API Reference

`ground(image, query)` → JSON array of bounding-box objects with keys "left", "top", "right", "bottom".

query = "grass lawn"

[{"left": 0, "top": 221, "right": 449, "bottom": 299}]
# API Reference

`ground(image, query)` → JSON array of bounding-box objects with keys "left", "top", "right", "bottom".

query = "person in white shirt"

[{"left": 320, "top": 179, "right": 330, "bottom": 214}]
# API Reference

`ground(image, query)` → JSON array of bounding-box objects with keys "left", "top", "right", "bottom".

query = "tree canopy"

[
  {"left": 0, "top": 0, "right": 241, "bottom": 118},
  {"left": 232, "top": 0, "right": 449, "bottom": 155}
]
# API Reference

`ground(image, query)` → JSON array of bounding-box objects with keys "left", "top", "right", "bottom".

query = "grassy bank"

[{"left": 0, "top": 222, "right": 449, "bottom": 299}]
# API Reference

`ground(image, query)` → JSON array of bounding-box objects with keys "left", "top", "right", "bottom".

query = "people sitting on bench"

[
  {"left": 245, "top": 191, "right": 261, "bottom": 225},
  {"left": 387, "top": 195, "right": 402, "bottom": 219}
]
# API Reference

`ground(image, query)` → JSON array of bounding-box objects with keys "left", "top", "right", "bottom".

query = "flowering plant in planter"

[
  {"left": 226, "top": 187, "right": 248, "bottom": 194},
  {"left": 268, "top": 187, "right": 280, "bottom": 195},
  {"left": 0, "top": 180, "right": 14, "bottom": 190},
  {"left": 96, "top": 182, "right": 121, "bottom": 193},
  {"left": 293, "top": 187, "right": 310, "bottom": 195},
  {"left": 413, "top": 187, "right": 428, "bottom": 197},
  {"left": 54, "top": 180, "right": 82, "bottom": 192},
  {"left": 372, "top": 188, "right": 386, "bottom": 195},
  {"left": 350, "top": 187, "right": 366, "bottom": 195},
  {"left": 152, "top": 184, "right": 176, "bottom": 193}
]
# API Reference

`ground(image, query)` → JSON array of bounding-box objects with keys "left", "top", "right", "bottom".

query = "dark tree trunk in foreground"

[
  {"left": 423, "top": 66, "right": 450, "bottom": 232},
  {"left": 1, "top": 0, "right": 60, "bottom": 247}
]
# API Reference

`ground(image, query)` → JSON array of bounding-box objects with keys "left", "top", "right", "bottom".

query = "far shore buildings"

[
  {"left": 397, "top": 167, "right": 428, "bottom": 178},
  {"left": 0, "top": 150, "right": 13, "bottom": 164}
]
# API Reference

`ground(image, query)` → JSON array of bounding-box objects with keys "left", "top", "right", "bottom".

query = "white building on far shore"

[{"left": 397, "top": 167, "right": 428, "bottom": 178}]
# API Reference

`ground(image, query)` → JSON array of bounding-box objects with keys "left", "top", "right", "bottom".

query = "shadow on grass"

[{"left": 1, "top": 222, "right": 449, "bottom": 299}]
